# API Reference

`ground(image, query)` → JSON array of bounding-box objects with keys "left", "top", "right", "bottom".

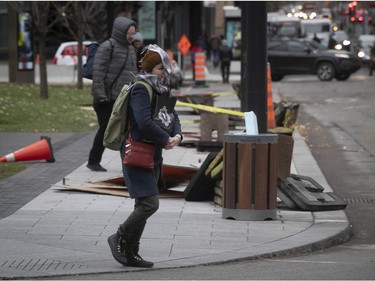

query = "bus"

[
  {"left": 267, "top": 14, "right": 301, "bottom": 38},
  {"left": 300, "top": 18, "right": 332, "bottom": 48}
]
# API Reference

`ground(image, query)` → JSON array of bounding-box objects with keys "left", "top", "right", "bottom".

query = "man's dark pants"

[{"left": 88, "top": 101, "right": 114, "bottom": 165}]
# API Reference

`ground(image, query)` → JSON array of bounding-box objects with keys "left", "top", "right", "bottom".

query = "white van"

[
  {"left": 300, "top": 19, "right": 332, "bottom": 48},
  {"left": 53, "top": 41, "right": 92, "bottom": 65},
  {"left": 268, "top": 14, "right": 301, "bottom": 38}
]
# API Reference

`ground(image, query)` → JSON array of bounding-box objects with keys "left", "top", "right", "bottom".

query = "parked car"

[
  {"left": 53, "top": 41, "right": 92, "bottom": 65},
  {"left": 353, "top": 34, "right": 375, "bottom": 64},
  {"left": 267, "top": 38, "right": 361, "bottom": 81},
  {"left": 332, "top": 30, "right": 351, "bottom": 51}
]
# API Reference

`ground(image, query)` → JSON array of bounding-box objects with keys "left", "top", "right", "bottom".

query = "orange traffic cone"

[
  {"left": 267, "top": 63, "right": 276, "bottom": 129},
  {"left": 193, "top": 52, "right": 208, "bottom": 88},
  {"left": 0, "top": 136, "right": 55, "bottom": 163}
]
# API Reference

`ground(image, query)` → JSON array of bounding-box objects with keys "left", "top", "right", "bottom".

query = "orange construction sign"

[{"left": 178, "top": 34, "right": 191, "bottom": 56}]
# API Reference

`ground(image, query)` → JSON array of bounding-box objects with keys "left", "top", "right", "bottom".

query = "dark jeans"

[
  {"left": 88, "top": 101, "right": 114, "bottom": 165},
  {"left": 119, "top": 165, "right": 161, "bottom": 246},
  {"left": 119, "top": 195, "right": 159, "bottom": 246},
  {"left": 221, "top": 61, "right": 230, "bottom": 83}
]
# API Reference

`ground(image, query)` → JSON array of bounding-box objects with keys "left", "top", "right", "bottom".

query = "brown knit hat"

[{"left": 140, "top": 50, "right": 162, "bottom": 73}]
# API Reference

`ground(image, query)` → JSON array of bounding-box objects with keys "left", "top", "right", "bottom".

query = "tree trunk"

[
  {"left": 77, "top": 39, "right": 83, "bottom": 89},
  {"left": 38, "top": 33, "right": 49, "bottom": 99},
  {"left": 31, "top": 1, "right": 50, "bottom": 99}
]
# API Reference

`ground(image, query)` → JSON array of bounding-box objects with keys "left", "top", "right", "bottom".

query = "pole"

[{"left": 240, "top": 2, "right": 268, "bottom": 133}]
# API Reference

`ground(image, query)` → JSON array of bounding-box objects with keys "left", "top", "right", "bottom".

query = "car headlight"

[
  {"left": 358, "top": 51, "right": 365, "bottom": 58},
  {"left": 334, "top": 44, "right": 342, "bottom": 50},
  {"left": 335, "top": 53, "right": 350, "bottom": 59}
]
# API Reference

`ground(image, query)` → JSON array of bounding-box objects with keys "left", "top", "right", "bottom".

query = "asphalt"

[{"left": 0, "top": 62, "right": 351, "bottom": 279}]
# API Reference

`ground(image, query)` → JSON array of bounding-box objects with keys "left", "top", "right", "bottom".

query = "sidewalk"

[{"left": 0, "top": 62, "right": 350, "bottom": 279}]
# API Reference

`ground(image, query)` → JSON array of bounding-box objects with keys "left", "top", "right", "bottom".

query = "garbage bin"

[{"left": 222, "top": 133, "right": 278, "bottom": 221}]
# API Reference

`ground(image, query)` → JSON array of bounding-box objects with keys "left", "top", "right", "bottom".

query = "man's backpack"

[
  {"left": 103, "top": 81, "right": 153, "bottom": 151},
  {"left": 82, "top": 39, "right": 114, "bottom": 80}
]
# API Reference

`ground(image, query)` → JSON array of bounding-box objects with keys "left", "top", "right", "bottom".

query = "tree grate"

[
  {"left": 344, "top": 198, "right": 375, "bottom": 204},
  {"left": 1, "top": 258, "right": 87, "bottom": 272}
]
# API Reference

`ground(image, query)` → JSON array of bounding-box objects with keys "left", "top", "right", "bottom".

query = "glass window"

[
  {"left": 288, "top": 41, "right": 305, "bottom": 52},
  {"left": 268, "top": 41, "right": 287, "bottom": 51}
]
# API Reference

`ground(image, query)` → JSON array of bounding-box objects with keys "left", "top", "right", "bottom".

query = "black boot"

[
  {"left": 107, "top": 232, "right": 127, "bottom": 265},
  {"left": 124, "top": 245, "right": 154, "bottom": 268},
  {"left": 125, "top": 223, "right": 154, "bottom": 268}
]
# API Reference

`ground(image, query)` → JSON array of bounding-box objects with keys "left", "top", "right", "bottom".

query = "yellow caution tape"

[
  {"left": 176, "top": 91, "right": 237, "bottom": 98},
  {"left": 176, "top": 101, "right": 245, "bottom": 118},
  {"left": 180, "top": 120, "right": 201, "bottom": 124}
]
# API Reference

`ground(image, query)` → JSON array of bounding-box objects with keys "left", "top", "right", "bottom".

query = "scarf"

[{"left": 132, "top": 70, "right": 170, "bottom": 95}]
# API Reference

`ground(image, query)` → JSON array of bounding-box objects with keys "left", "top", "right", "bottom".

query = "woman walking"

[{"left": 107, "top": 44, "right": 183, "bottom": 268}]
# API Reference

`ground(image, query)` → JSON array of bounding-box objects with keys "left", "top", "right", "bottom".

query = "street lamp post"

[{"left": 240, "top": 1, "right": 268, "bottom": 133}]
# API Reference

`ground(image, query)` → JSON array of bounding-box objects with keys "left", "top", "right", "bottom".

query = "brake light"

[{"left": 53, "top": 57, "right": 57, "bottom": 64}]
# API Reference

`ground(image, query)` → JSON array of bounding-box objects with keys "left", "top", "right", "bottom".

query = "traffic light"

[{"left": 348, "top": 1, "right": 356, "bottom": 22}]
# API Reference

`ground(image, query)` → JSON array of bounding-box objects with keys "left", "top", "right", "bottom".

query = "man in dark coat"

[
  {"left": 87, "top": 16, "right": 138, "bottom": 172},
  {"left": 219, "top": 39, "right": 233, "bottom": 83}
]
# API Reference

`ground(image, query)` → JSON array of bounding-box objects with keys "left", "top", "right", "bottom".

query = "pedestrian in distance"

[
  {"left": 132, "top": 32, "right": 144, "bottom": 71},
  {"left": 219, "top": 39, "right": 232, "bottom": 83},
  {"left": 87, "top": 16, "right": 138, "bottom": 172},
  {"left": 209, "top": 34, "right": 221, "bottom": 68},
  {"left": 107, "top": 44, "right": 183, "bottom": 268},
  {"left": 369, "top": 41, "right": 375, "bottom": 76}
]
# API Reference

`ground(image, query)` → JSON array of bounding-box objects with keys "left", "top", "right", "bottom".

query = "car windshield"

[{"left": 302, "top": 40, "right": 327, "bottom": 51}]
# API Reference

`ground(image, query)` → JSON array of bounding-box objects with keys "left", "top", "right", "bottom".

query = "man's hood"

[{"left": 111, "top": 16, "right": 136, "bottom": 46}]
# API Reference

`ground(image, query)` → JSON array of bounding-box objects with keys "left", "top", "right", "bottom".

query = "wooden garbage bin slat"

[
  {"left": 254, "top": 143, "right": 269, "bottom": 209},
  {"left": 237, "top": 143, "right": 253, "bottom": 209},
  {"left": 268, "top": 143, "right": 278, "bottom": 209},
  {"left": 223, "top": 142, "right": 236, "bottom": 208}
]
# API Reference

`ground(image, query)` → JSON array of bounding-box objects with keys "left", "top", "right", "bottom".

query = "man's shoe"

[
  {"left": 86, "top": 163, "right": 107, "bottom": 172},
  {"left": 107, "top": 233, "right": 127, "bottom": 265}
]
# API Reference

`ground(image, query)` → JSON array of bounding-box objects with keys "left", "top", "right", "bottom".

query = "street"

[
  {"left": 275, "top": 66, "right": 375, "bottom": 245},
  {"left": 32, "top": 67, "right": 375, "bottom": 280}
]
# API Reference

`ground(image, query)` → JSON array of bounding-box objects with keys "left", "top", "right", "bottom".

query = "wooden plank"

[
  {"left": 57, "top": 185, "right": 184, "bottom": 198},
  {"left": 268, "top": 143, "right": 278, "bottom": 209},
  {"left": 277, "top": 134, "right": 294, "bottom": 179},
  {"left": 223, "top": 142, "right": 236, "bottom": 208},
  {"left": 237, "top": 143, "right": 253, "bottom": 209},
  {"left": 254, "top": 143, "right": 269, "bottom": 209}
]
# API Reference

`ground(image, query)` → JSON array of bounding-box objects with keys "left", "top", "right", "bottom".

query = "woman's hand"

[{"left": 165, "top": 135, "right": 181, "bottom": 150}]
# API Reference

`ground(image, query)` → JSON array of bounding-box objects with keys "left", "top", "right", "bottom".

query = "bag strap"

[
  {"left": 125, "top": 81, "right": 153, "bottom": 140},
  {"left": 110, "top": 45, "right": 129, "bottom": 91},
  {"left": 103, "top": 39, "right": 115, "bottom": 80}
]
